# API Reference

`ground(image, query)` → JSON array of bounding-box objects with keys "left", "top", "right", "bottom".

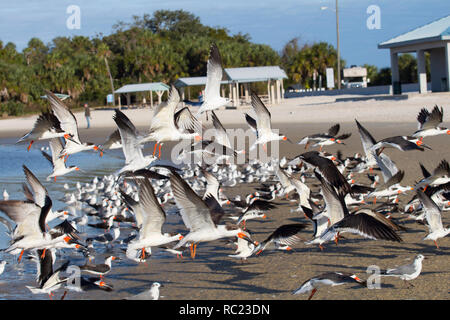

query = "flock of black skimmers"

[{"left": 0, "top": 43, "right": 448, "bottom": 300}]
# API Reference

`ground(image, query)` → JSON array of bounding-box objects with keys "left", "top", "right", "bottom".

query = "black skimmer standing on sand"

[{"left": 292, "top": 272, "right": 366, "bottom": 300}]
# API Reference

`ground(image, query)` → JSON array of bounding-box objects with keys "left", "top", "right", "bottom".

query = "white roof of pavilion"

[
  {"left": 224, "top": 66, "right": 287, "bottom": 83},
  {"left": 378, "top": 14, "right": 450, "bottom": 49},
  {"left": 114, "top": 82, "right": 170, "bottom": 94},
  {"left": 174, "top": 65, "right": 287, "bottom": 87}
]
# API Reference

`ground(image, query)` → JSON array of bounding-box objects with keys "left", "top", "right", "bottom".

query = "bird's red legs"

[
  {"left": 60, "top": 291, "right": 68, "bottom": 300},
  {"left": 158, "top": 143, "right": 162, "bottom": 158},
  {"left": 262, "top": 144, "right": 267, "bottom": 153},
  {"left": 17, "top": 249, "right": 24, "bottom": 263},
  {"left": 434, "top": 240, "right": 439, "bottom": 249},
  {"left": 319, "top": 146, "right": 323, "bottom": 152},
  {"left": 308, "top": 288, "right": 317, "bottom": 300},
  {"left": 27, "top": 140, "right": 34, "bottom": 151},
  {"left": 41, "top": 248, "right": 47, "bottom": 259},
  {"left": 334, "top": 232, "right": 340, "bottom": 245},
  {"left": 319, "top": 245, "right": 324, "bottom": 251},
  {"left": 153, "top": 142, "right": 159, "bottom": 157}
]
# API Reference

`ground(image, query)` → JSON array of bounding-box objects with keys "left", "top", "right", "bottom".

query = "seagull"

[
  {"left": 125, "top": 282, "right": 164, "bottom": 300},
  {"left": 248, "top": 91, "right": 290, "bottom": 152},
  {"left": 169, "top": 171, "right": 249, "bottom": 259},
  {"left": 196, "top": 43, "right": 230, "bottom": 118},
  {"left": 139, "top": 85, "right": 202, "bottom": 157},
  {"left": 412, "top": 105, "right": 449, "bottom": 140},
  {"left": 0, "top": 261, "right": 7, "bottom": 276},
  {"left": 251, "top": 223, "right": 307, "bottom": 255},
  {"left": 16, "top": 110, "right": 75, "bottom": 151},
  {"left": 416, "top": 190, "right": 450, "bottom": 248},
  {"left": 125, "top": 178, "right": 183, "bottom": 262},
  {"left": 113, "top": 109, "right": 156, "bottom": 175},
  {"left": 292, "top": 272, "right": 366, "bottom": 300},
  {"left": 380, "top": 254, "right": 425, "bottom": 288},
  {"left": 2, "top": 189, "right": 8, "bottom": 201},
  {"left": 41, "top": 138, "right": 80, "bottom": 181},
  {"left": 297, "top": 123, "right": 351, "bottom": 151},
  {"left": 46, "top": 91, "right": 101, "bottom": 160}
]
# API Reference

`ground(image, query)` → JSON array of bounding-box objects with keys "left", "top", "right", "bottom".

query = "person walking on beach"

[{"left": 84, "top": 103, "right": 91, "bottom": 129}]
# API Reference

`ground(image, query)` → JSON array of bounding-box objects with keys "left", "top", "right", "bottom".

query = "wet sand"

[{"left": 0, "top": 95, "right": 449, "bottom": 300}]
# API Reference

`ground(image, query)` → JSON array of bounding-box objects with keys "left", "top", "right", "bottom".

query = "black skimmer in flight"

[
  {"left": 416, "top": 190, "right": 450, "bottom": 248},
  {"left": 297, "top": 123, "right": 351, "bottom": 151},
  {"left": 41, "top": 138, "right": 80, "bottom": 181},
  {"left": 292, "top": 272, "right": 366, "bottom": 300},
  {"left": 169, "top": 171, "right": 249, "bottom": 259},
  {"left": 251, "top": 223, "right": 307, "bottom": 255},
  {"left": 248, "top": 91, "right": 291, "bottom": 152},
  {"left": 139, "top": 85, "right": 201, "bottom": 157},
  {"left": 16, "top": 110, "right": 75, "bottom": 151},
  {"left": 296, "top": 151, "right": 353, "bottom": 196},
  {"left": 101, "top": 129, "right": 122, "bottom": 150},
  {"left": 46, "top": 91, "right": 101, "bottom": 160},
  {"left": 113, "top": 109, "right": 156, "bottom": 175},
  {"left": 196, "top": 43, "right": 230, "bottom": 118},
  {"left": 125, "top": 178, "right": 183, "bottom": 262},
  {"left": 79, "top": 255, "right": 120, "bottom": 278},
  {"left": 414, "top": 159, "right": 450, "bottom": 191},
  {"left": 412, "top": 105, "right": 449, "bottom": 140},
  {"left": 371, "top": 136, "right": 431, "bottom": 154}
]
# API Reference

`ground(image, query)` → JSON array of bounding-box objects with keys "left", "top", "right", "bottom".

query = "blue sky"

[{"left": 1, "top": 0, "right": 449, "bottom": 68}]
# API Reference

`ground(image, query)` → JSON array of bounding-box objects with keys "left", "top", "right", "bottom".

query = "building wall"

[{"left": 429, "top": 47, "right": 447, "bottom": 92}]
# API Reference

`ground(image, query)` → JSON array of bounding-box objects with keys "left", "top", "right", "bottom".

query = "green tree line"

[{"left": 0, "top": 9, "right": 425, "bottom": 117}]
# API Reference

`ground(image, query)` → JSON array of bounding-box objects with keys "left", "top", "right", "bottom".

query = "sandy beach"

[{"left": 0, "top": 93, "right": 449, "bottom": 300}]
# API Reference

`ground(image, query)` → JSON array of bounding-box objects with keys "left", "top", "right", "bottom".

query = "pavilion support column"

[
  {"left": 126, "top": 93, "right": 131, "bottom": 106},
  {"left": 156, "top": 90, "right": 163, "bottom": 105},
  {"left": 221, "top": 86, "right": 226, "bottom": 100},
  {"left": 117, "top": 94, "right": 121, "bottom": 109},
  {"left": 281, "top": 79, "right": 285, "bottom": 100},
  {"left": 417, "top": 49, "right": 427, "bottom": 94},
  {"left": 276, "top": 80, "right": 281, "bottom": 104},
  {"left": 270, "top": 82, "right": 276, "bottom": 105},
  {"left": 244, "top": 83, "right": 249, "bottom": 103},
  {"left": 445, "top": 43, "right": 450, "bottom": 91},
  {"left": 180, "top": 87, "right": 185, "bottom": 107},
  {"left": 228, "top": 83, "right": 232, "bottom": 101},
  {"left": 150, "top": 90, "right": 153, "bottom": 108},
  {"left": 267, "top": 80, "right": 271, "bottom": 104},
  {"left": 390, "top": 50, "right": 400, "bottom": 95},
  {"left": 235, "top": 82, "right": 240, "bottom": 108}
]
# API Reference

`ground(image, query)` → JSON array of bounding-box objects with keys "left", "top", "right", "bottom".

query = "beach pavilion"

[
  {"left": 378, "top": 15, "right": 450, "bottom": 94},
  {"left": 114, "top": 82, "right": 170, "bottom": 108},
  {"left": 174, "top": 66, "right": 288, "bottom": 107}
]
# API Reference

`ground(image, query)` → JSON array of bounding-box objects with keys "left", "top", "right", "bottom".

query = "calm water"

[{"left": 0, "top": 139, "right": 130, "bottom": 299}]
